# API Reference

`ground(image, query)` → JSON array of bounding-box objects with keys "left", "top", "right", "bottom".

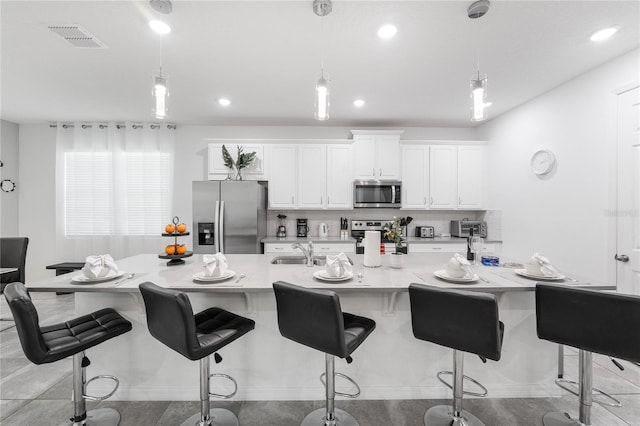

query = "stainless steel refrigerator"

[{"left": 192, "top": 181, "right": 268, "bottom": 254}]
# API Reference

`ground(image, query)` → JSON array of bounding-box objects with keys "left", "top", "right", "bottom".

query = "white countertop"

[
  {"left": 262, "top": 236, "right": 356, "bottom": 243},
  {"left": 27, "top": 253, "right": 611, "bottom": 294}
]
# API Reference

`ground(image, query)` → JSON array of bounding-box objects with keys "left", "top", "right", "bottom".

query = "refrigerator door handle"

[
  {"left": 219, "top": 200, "right": 225, "bottom": 254},
  {"left": 214, "top": 200, "right": 220, "bottom": 251}
]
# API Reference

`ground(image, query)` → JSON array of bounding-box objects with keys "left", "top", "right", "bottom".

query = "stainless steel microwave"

[{"left": 353, "top": 180, "right": 402, "bottom": 208}]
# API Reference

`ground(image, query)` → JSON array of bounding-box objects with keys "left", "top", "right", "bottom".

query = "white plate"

[
  {"left": 71, "top": 270, "right": 125, "bottom": 284},
  {"left": 433, "top": 270, "right": 479, "bottom": 283},
  {"left": 192, "top": 270, "right": 236, "bottom": 283},
  {"left": 515, "top": 269, "right": 565, "bottom": 281},
  {"left": 313, "top": 270, "right": 353, "bottom": 282}
]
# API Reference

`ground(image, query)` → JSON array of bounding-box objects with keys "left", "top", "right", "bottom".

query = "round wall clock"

[
  {"left": 530, "top": 150, "right": 556, "bottom": 175},
  {"left": 0, "top": 179, "right": 16, "bottom": 192}
]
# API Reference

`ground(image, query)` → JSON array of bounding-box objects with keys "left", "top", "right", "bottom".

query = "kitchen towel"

[
  {"left": 325, "top": 252, "right": 353, "bottom": 277},
  {"left": 203, "top": 252, "right": 228, "bottom": 277},
  {"left": 82, "top": 254, "right": 119, "bottom": 278},
  {"left": 363, "top": 231, "right": 381, "bottom": 267},
  {"left": 532, "top": 253, "right": 559, "bottom": 277}
]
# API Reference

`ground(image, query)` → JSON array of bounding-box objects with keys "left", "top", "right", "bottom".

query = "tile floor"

[{"left": 1, "top": 293, "right": 638, "bottom": 426}]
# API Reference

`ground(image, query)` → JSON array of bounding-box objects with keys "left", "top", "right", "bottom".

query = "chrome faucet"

[{"left": 292, "top": 240, "right": 314, "bottom": 267}]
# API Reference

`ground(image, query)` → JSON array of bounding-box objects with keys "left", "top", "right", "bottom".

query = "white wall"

[
  {"left": 0, "top": 120, "right": 20, "bottom": 236},
  {"left": 18, "top": 124, "right": 475, "bottom": 281},
  {"left": 477, "top": 49, "right": 639, "bottom": 283},
  {"left": 18, "top": 124, "right": 57, "bottom": 282}
]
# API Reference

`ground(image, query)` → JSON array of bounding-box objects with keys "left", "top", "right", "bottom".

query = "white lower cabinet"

[
  {"left": 409, "top": 243, "right": 467, "bottom": 253},
  {"left": 265, "top": 242, "right": 355, "bottom": 255}
]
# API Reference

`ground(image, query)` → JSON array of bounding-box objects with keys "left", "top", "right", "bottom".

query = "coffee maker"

[{"left": 297, "top": 219, "right": 309, "bottom": 237}]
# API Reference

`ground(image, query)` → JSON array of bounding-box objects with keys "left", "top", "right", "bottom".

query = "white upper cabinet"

[
  {"left": 457, "top": 146, "right": 486, "bottom": 209},
  {"left": 297, "top": 144, "right": 326, "bottom": 209},
  {"left": 208, "top": 143, "right": 265, "bottom": 180},
  {"left": 268, "top": 145, "right": 297, "bottom": 209},
  {"left": 352, "top": 130, "right": 403, "bottom": 180},
  {"left": 429, "top": 146, "right": 457, "bottom": 209},
  {"left": 401, "top": 145, "right": 429, "bottom": 209},
  {"left": 326, "top": 145, "right": 353, "bottom": 209}
]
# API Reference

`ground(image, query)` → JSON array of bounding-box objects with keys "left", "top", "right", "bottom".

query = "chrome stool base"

[
  {"left": 301, "top": 408, "right": 359, "bottom": 426},
  {"left": 542, "top": 411, "right": 586, "bottom": 426},
  {"left": 425, "top": 405, "right": 485, "bottom": 426},
  {"left": 62, "top": 408, "right": 121, "bottom": 426},
  {"left": 180, "top": 408, "right": 239, "bottom": 426}
]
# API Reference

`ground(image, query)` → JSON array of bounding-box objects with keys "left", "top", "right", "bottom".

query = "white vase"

[{"left": 389, "top": 253, "right": 405, "bottom": 268}]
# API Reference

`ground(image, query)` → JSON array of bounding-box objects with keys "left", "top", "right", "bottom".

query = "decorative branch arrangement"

[{"left": 222, "top": 145, "right": 257, "bottom": 180}]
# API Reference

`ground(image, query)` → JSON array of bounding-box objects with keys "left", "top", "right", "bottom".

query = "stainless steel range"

[{"left": 351, "top": 220, "right": 397, "bottom": 254}]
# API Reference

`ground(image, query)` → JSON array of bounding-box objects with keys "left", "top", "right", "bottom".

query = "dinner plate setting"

[
  {"left": 514, "top": 269, "right": 565, "bottom": 281},
  {"left": 433, "top": 269, "right": 479, "bottom": 284},
  {"left": 192, "top": 270, "right": 236, "bottom": 283},
  {"left": 313, "top": 270, "right": 353, "bottom": 282},
  {"left": 71, "top": 270, "right": 125, "bottom": 284}
]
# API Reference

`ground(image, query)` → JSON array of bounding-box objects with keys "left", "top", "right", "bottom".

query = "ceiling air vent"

[{"left": 48, "top": 24, "right": 108, "bottom": 48}]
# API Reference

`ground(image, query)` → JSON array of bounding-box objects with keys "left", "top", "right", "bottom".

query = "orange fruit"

[
  {"left": 176, "top": 223, "right": 187, "bottom": 233},
  {"left": 165, "top": 245, "right": 177, "bottom": 255},
  {"left": 177, "top": 244, "right": 187, "bottom": 255},
  {"left": 165, "top": 224, "right": 175, "bottom": 234}
]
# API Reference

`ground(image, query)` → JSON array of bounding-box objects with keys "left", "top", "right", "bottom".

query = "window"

[{"left": 64, "top": 151, "right": 171, "bottom": 236}]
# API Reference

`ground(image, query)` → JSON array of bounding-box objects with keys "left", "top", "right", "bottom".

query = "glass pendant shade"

[
  {"left": 470, "top": 74, "right": 488, "bottom": 122},
  {"left": 314, "top": 74, "right": 330, "bottom": 121},
  {"left": 153, "top": 72, "right": 168, "bottom": 120}
]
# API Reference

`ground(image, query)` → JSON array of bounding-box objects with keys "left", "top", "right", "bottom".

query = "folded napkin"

[
  {"left": 532, "top": 253, "right": 559, "bottom": 277},
  {"left": 203, "top": 252, "right": 228, "bottom": 277},
  {"left": 325, "top": 252, "right": 353, "bottom": 278},
  {"left": 447, "top": 254, "right": 475, "bottom": 279},
  {"left": 82, "top": 254, "right": 118, "bottom": 278}
]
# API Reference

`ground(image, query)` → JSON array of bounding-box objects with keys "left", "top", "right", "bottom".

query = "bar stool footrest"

[
  {"left": 82, "top": 375, "right": 119, "bottom": 401},
  {"left": 554, "top": 378, "right": 622, "bottom": 407},
  {"left": 320, "top": 372, "right": 361, "bottom": 398},
  {"left": 436, "top": 371, "right": 488, "bottom": 397},
  {"left": 208, "top": 373, "right": 238, "bottom": 399}
]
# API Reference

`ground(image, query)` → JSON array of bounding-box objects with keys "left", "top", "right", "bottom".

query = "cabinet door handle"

[
  {"left": 430, "top": 197, "right": 434, "bottom": 206},
  {"left": 379, "top": 168, "right": 382, "bottom": 176},
  {"left": 291, "top": 196, "right": 294, "bottom": 204},
  {"left": 424, "top": 197, "right": 427, "bottom": 205},
  {"left": 372, "top": 167, "right": 375, "bottom": 176},
  {"left": 433, "top": 247, "right": 441, "bottom": 251},
  {"left": 327, "top": 196, "right": 330, "bottom": 204},
  {"left": 459, "top": 197, "right": 462, "bottom": 205},
  {"left": 320, "top": 196, "right": 322, "bottom": 204}
]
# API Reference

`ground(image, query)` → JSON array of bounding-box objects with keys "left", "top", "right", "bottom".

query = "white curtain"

[{"left": 55, "top": 122, "right": 175, "bottom": 261}]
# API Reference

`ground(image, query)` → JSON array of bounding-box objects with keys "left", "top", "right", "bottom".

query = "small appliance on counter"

[
  {"left": 450, "top": 220, "right": 487, "bottom": 238},
  {"left": 319, "top": 223, "right": 329, "bottom": 238},
  {"left": 277, "top": 214, "right": 287, "bottom": 238},
  {"left": 415, "top": 226, "right": 435, "bottom": 238},
  {"left": 297, "top": 219, "right": 309, "bottom": 237}
]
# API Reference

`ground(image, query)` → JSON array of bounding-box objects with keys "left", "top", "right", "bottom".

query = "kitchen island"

[{"left": 26, "top": 253, "right": 613, "bottom": 402}]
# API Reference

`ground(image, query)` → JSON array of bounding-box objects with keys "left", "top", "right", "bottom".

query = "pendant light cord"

[
  {"left": 159, "top": 37, "right": 164, "bottom": 76},
  {"left": 320, "top": 15, "right": 325, "bottom": 77}
]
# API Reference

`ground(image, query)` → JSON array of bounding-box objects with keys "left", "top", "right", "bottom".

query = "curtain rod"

[{"left": 49, "top": 123, "right": 177, "bottom": 130}]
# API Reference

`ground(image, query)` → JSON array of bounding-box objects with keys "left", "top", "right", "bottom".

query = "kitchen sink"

[{"left": 270, "top": 256, "right": 353, "bottom": 266}]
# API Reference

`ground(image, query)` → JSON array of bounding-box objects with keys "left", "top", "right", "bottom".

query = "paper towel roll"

[{"left": 363, "top": 231, "right": 381, "bottom": 267}]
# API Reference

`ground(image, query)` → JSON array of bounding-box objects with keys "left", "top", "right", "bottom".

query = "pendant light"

[
  {"left": 468, "top": 0, "right": 491, "bottom": 122},
  {"left": 313, "top": 0, "right": 332, "bottom": 121},
  {"left": 152, "top": 35, "right": 169, "bottom": 120}
]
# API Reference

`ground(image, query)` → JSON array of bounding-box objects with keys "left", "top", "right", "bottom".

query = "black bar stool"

[
  {"left": 272, "top": 281, "right": 376, "bottom": 426},
  {"left": 408, "top": 283, "right": 504, "bottom": 426},
  {"left": 139, "top": 282, "right": 255, "bottom": 426},
  {"left": 536, "top": 284, "right": 640, "bottom": 426},
  {"left": 4, "top": 282, "right": 132, "bottom": 426}
]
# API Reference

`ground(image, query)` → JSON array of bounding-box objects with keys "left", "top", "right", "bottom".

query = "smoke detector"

[
  {"left": 150, "top": 0, "right": 172, "bottom": 14},
  {"left": 313, "top": 0, "right": 332, "bottom": 17},
  {"left": 468, "top": 0, "right": 490, "bottom": 19},
  {"left": 48, "top": 25, "right": 108, "bottom": 48}
]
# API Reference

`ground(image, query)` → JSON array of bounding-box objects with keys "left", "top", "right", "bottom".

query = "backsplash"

[{"left": 267, "top": 209, "right": 500, "bottom": 239}]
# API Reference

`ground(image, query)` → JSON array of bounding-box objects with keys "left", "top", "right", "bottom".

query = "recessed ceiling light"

[
  {"left": 590, "top": 27, "right": 617, "bottom": 41},
  {"left": 378, "top": 24, "right": 397, "bottom": 39},
  {"left": 353, "top": 99, "right": 365, "bottom": 107},
  {"left": 218, "top": 98, "right": 231, "bottom": 106},
  {"left": 149, "top": 20, "right": 171, "bottom": 34}
]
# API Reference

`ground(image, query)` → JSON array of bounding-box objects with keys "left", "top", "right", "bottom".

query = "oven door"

[{"left": 353, "top": 181, "right": 401, "bottom": 208}]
